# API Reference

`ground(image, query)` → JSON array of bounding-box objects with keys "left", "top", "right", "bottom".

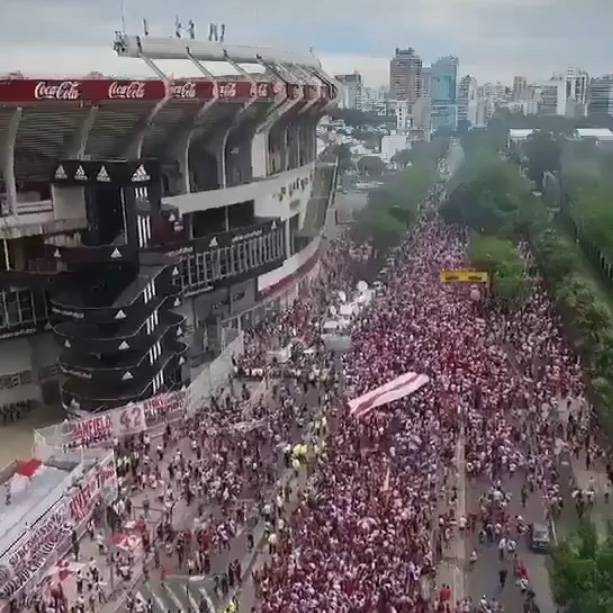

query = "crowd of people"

[
  {"left": 24, "top": 186, "right": 611, "bottom": 613},
  {"left": 251, "top": 194, "right": 607, "bottom": 613}
]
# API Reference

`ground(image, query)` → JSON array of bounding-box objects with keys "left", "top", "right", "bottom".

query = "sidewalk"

[
  {"left": 49, "top": 379, "right": 268, "bottom": 613},
  {"left": 435, "top": 422, "right": 467, "bottom": 607},
  {"left": 121, "top": 377, "right": 331, "bottom": 612}
]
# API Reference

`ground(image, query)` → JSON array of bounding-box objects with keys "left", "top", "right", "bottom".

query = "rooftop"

[{"left": 575, "top": 128, "right": 613, "bottom": 140}]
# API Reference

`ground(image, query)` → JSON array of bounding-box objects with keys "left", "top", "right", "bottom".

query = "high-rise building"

[
  {"left": 430, "top": 56, "right": 459, "bottom": 131},
  {"left": 534, "top": 79, "right": 566, "bottom": 115},
  {"left": 513, "top": 76, "right": 528, "bottom": 101},
  {"left": 589, "top": 75, "right": 613, "bottom": 116},
  {"left": 335, "top": 72, "right": 363, "bottom": 110},
  {"left": 565, "top": 67, "right": 589, "bottom": 116},
  {"left": 458, "top": 75, "right": 478, "bottom": 126},
  {"left": 389, "top": 47, "right": 422, "bottom": 102}
]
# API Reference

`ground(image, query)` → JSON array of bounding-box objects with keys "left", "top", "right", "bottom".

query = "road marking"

[
  {"left": 164, "top": 584, "right": 186, "bottom": 612},
  {"left": 185, "top": 584, "right": 200, "bottom": 611},
  {"left": 199, "top": 586, "right": 215, "bottom": 610},
  {"left": 145, "top": 586, "right": 168, "bottom": 612}
]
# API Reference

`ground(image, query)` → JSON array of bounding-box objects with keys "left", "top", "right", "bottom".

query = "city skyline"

[{"left": 1, "top": 0, "right": 612, "bottom": 87}]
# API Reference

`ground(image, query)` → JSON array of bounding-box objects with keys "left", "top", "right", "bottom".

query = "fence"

[{"left": 33, "top": 332, "right": 245, "bottom": 454}]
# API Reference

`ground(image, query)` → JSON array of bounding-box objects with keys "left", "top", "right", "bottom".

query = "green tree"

[
  {"left": 391, "top": 148, "right": 412, "bottom": 168},
  {"left": 469, "top": 236, "right": 528, "bottom": 305},
  {"left": 551, "top": 520, "right": 613, "bottom": 613},
  {"left": 337, "top": 144, "right": 353, "bottom": 174},
  {"left": 523, "top": 131, "right": 561, "bottom": 188},
  {"left": 357, "top": 155, "right": 385, "bottom": 177}
]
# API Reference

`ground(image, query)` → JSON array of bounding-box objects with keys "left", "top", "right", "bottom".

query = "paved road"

[
  {"left": 128, "top": 378, "right": 328, "bottom": 613},
  {"left": 465, "top": 473, "right": 556, "bottom": 612}
]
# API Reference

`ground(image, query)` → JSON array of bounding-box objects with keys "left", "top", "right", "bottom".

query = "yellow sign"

[{"left": 440, "top": 270, "right": 490, "bottom": 284}]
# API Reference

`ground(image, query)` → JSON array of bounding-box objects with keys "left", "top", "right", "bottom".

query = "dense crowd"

[
  {"left": 28, "top": 191, "right": 610, "bottom": 613},
  {"left": 253, "top": 197, "right": 606, "bottom": 613}
]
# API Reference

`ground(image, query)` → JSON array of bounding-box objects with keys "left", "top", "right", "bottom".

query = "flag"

[{"left": 348, "top": 371, "right": 429, "bottom": 419}]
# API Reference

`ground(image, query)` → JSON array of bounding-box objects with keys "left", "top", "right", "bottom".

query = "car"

[{"left": 529, "top": 522, "right": 551, "bottom": 552}]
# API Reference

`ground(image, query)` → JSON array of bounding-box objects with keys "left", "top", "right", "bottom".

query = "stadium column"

[
  {"left": 122, "top": 95, "right": 171, "bottom": 159},
  {"left": 1, "top": 107, "right": 22, "bottom": 216},
  {"left": 166, "top": 127, "right": 192, "bottom": 194},
  {"left": 64, "top": 106, "right": 98, "bottom": 158}
]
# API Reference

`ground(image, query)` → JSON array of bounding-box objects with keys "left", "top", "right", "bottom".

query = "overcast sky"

[{"left": 1, "top": 0, "right": 612, "bottom": 87}]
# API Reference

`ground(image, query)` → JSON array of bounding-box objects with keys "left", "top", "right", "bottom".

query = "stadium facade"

[{"left": 0, "top": 33, "right": 338, "bottom": 415}]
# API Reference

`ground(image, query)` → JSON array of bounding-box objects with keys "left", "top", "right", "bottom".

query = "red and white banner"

[
  {"left": 0, "top": 499, "right": 71, "bottom": 600},
  {"left": 62, "top": 404, "right": 146, "bottom": 447},
  {"left": 348, "top": 371, "right": 429, "bottom": 419},
  {"left": 0, "top": 79, "right": 166, "bottom": 104},
  {"left": 142, "top": 389, "right": 187, "bottom": 428},
  {"left": 69, "top": 453, "right": 118, "bottom": 523}
]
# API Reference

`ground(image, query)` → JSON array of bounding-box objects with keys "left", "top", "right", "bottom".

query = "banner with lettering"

[
  {"left": 0, "top": 500, "right": 71, "bottom": 600},
  {"left": 62, "top": 403, "right": 146, "bottom": 447},
  {"left": 142, "top": 389, "right": 188, "bottom": 429},
  {"left": 69, "top": 453, "right": 118, "bottom": 523}
]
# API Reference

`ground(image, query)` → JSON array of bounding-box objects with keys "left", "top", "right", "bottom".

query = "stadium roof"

[{"left": 575, "top": 128, "right": 613, "bottom": 140}]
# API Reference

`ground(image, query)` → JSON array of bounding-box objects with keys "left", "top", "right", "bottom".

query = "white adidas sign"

[
  {"left": 74, "top": 165, "right": 87, "bottom": 181},
  {"left": 209, "top": 236, "right": 218, "bottom": 248},
  {"left": 131, "top": 164, "right": 151, "bottom": 183},
  {"left": 97, "top": 165, "right": 111, "bottom": 182},
  {"left": 54, "top": 165, "right": 67, "bottom": 180},
  {"left": 110, "top": 248, "right": 122, "bottom": 259}
]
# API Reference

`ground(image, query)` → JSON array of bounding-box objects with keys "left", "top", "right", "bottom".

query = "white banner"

[
  {"left": 69, "top": 452, "right": 118, "bottom": 524},
  {"left": 142, "top": 389, "right": 188, "bottom": 429},
  {"left": 348, "top": 371, "right": 430, "bottom": 419},
  {"left": 0, "top": 499, "right": 71, "bottom": 600},
  {"left": 62, "top": 403, "right": 146, "bottom": 447}
]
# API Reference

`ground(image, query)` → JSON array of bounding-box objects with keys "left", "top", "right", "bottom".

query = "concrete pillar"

[
  {"left": 123, "top": 98, "right": 169, "bottom": 159},
  {"left": 251, "top": 131, "right": 269, "bottom": 178},
  {"left": 167, "top": 127, "right": 192, "bottom": 194},
  {"left": 1, "top": 108, "right": 22, "bottom": 216},
  {"left": 66, "top": 106, "right": 98, "bottom": 158}
]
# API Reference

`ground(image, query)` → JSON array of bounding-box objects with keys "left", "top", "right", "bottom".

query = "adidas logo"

[
  {"left": 74, "top": 165, "right": 87, "bottom": 181},
  {"left": 131, "top": 164, "right": 150, "bottom": 183},
  {"left": 118, "top": 340, "right": 130, "bottom": 351},
  {"left": 209, "top": 237, "right": 218, "bottom": 248},
  {"left": 122, "top": 371, "right": 133, "bottom": 381},
  {"left": 97, "top": 165, "right": 110, "bottom": 182},
  {"left": 54, "top": 165, "right": 67, "bottom": 180},
  {"left": 110, "top": 248, "right": 122, "bottom": 259},
  {"left": 271, "top": 221, "right": 277, "bottom": 230}
]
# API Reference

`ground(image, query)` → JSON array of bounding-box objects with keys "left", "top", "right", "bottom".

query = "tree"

[
  {"left": 391, "top": 149, "right": 412, "bottom": 168},
  {"left": 523, "top": 131, "right": 561, "bottom": 188},
  {"left": 357, "top": 155, "right": 385, "bottom": 177},
  {"left": 469, "top": 236, "right": 528, "bottom": 305},
  {"left": 442, "top": 156, "right": 534, "bottom": 237},
  {"left": 551, "top": 520, "right": 613, "bottom": 613}
]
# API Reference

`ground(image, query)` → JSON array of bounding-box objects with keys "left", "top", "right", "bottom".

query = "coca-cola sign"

[
  {"left": 170, "top": 81, "right": 197, "bottom": 99},
  {"left": 108, "top": 81, "right": 146, "bottom": 100},
  {"left": 0, "top": 79, "right": 165, "bottom": 104},
  {"left": 219, "top": 82, "right": 237, "bottom": 98},
  {"left": 169, "top": 80, "right": 214, "bottom": 100},
  {"left": 34, "top": 81, "right": 80, "bottom": 101}
]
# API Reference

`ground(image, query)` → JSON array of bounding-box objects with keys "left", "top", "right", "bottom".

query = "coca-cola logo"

[
  {"left": 170, "top": 81, "right": 197, "bottom": 99},
  {"left": 34, "top": 81, "right": 80, "bottom": 101},
  {"left": 220, "top": 82, "right": 237, "bottom": 98},
  {"left": 108, "top": 81, "right": 146, "bottom": 100}
]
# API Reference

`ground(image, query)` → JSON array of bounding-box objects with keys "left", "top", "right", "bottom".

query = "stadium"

[
  {"left": 0, "top": 32, "right": 338, "bottom": 416},
  {"left": 0, "top": 30, "right": 339, "bottom": 608}
]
